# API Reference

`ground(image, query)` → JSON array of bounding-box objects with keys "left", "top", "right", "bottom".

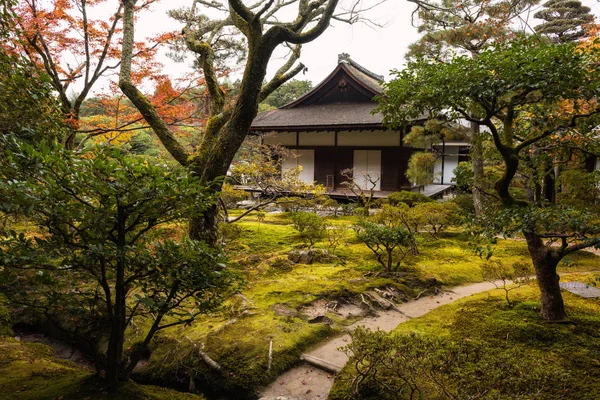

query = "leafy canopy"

[{"left": 0, "top": 140, "right": 236, "bottom": 382}]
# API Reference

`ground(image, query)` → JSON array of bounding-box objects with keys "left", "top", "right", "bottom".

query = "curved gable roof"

[
  {"left": 251, "top": 55, "right": 385, "bottom": 132},
  {"left": 281, "top": 56, "right": 383, "bottom": 109}
]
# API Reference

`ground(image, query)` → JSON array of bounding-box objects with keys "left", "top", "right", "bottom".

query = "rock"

[
  {"left": 307, "top": 315, "right": 332, "bottom": 324},
  {"left": 366, "top": 291, "right": 393, "bottom": 309},
  {"left": 273, "top": 304, "right": 297, "bottom": 317},
  {"left": 288, "top": 249, "right": 332, "bottom": 264},
  {"left": 237, "top": 200, "right": 257, "bottom": 209}
]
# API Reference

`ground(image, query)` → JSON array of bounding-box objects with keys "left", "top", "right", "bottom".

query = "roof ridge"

[{"left": 338, "top": 53, "right": 384, "bottom": 81}]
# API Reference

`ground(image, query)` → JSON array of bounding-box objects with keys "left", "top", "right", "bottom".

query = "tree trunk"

[
  {"left": 543, "top": 159, "right": 555, "bottom": 204},
  {"left": 524, "top": 232, "right": 567, "bottom": 321},
  {"left": 106, "top": 210, "right": 128, "bottom": 389},
  {"left": 470, "top": 121, "right": 485, "bottom": 217},
  {"left": 105, "top": 313, "right": 126, "bottom": 389},
  {"left": 189, "top": 203, "right": 220, "bottom": 246}
]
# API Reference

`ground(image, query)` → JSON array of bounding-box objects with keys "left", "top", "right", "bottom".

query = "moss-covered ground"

[
  {"left": 329, "top": 273, "right": 600, "bottom": 399},
  {"left": 132, "top": 213, "right": 600, "bottom": 398},
  {"left": 4, "top": 212, "right": 600, "bottom": 398},
  {"left": 0, "top": 292, "right": 205, "bottom": 400}
]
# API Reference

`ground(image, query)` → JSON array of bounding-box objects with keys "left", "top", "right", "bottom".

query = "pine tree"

[
  {"left": 534, "top": 0, "right": 595, "bottom": 43},
  {"left": 404, "top": 0, "right": 537, "bottom": 217}
]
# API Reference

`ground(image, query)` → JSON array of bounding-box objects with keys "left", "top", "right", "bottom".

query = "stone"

[
  {"left": 288, "top": 249, "right": 332, "bottom": 264},
  {"left": 273, "top": 304, "right": 298, "bottom": 317},
  {"left": 559, "top": 281, "right": 600, "bottom": 298},
  {"left": 307, "top": 315, "right": 332, "bottom": 324}
]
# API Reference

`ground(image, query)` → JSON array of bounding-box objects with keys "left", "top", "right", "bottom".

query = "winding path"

[{"left": 259, "top": 280, "right": 505, "bottom": 400}]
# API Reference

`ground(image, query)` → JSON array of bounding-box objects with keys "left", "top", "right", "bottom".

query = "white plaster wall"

[
  {"left": 338, "top": 130, "right": 400, "bottom": 146},
  {"left": 433, "top": 145, "right": 462, "bottom": 184},
  {"left": 281, "top": 149, "right": 315, "bottom": 184},
  {"left": 299, "top": 131, "right": 335, "bottom": 146},
  {"left": 433, "top": 158, "right": 443, "bottom": 184},
  {"left": 443, "top": 156, "right": 459, "bottom": 184},
  {"left": 353, "top": 150, "right": 381, "bottom": 190},
  {"left": 263, "top": 131, "right": 296, "bottom": 146}
]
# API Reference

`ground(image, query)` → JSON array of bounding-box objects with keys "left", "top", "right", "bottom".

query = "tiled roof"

[
  {"left": 251, "top": 103, "right": 382, "bottom": 131},
  {"left": 252, "top": 55, "right": 386, "bottom": 131}
]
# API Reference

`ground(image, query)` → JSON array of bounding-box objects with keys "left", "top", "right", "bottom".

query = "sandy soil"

[
  {"left": 259, "top": 364, "right": 335, "bottom": 400},
  {"left": 259, "top": 280, "right": 502, "bottom": 400}
]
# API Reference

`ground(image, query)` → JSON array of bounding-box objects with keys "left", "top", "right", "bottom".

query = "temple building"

[{"left": 250, "top": 54, "right": 465, "bottom": 197}]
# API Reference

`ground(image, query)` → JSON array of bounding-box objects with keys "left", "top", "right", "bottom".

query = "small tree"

[
  {"left": 290, "top": 211, "right": 327, "bottom": 248},
  {"left": 326, "top": 224, "right": 348, "bottom": 254},
  {"left": 354, "top": 220, "right": 414, "bottom": 274},
  {"left": 412, "top": 201, "right": 461, "bottom": 239},
  {"left": 340, "top": 168, "right": 380, "bottom": 215},
  {"left": 373, "top": 204, "right": 422, "bottom": 254},
  {"left": 0, "top": 141, "right": 235, "bottom": 389},
  {"left": 481, "top": 260, "right": 533, "bottom": 306}
]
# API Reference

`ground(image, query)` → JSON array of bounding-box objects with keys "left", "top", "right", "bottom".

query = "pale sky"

[
  {"left": 91, "top": 0, "right": 600, "bottom": 94},
  {"left": 132, "top": 0, "right": 421, "bottom": 87}
]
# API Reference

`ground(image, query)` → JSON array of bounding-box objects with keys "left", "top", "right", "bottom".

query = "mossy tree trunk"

[
  {"left": 485, "top": 113, "right": 600, "bottom": 321},
  {"left": 470, "top": 120, "right": 485, "bottom": 217},
  {"left": 119, "top": 0, "right": 340, "bottom": 246},
  {"left": 524, "top": 233, "right": 566, "bottom": 320}
]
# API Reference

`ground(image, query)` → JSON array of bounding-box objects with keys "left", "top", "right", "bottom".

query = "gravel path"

[{"left": 259, "top": 280, "right": 504, "bottom": 400}]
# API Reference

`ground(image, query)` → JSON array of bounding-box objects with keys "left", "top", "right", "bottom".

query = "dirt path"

[{"left": 258, "top": 280, "right": 503, "bottom": 400}]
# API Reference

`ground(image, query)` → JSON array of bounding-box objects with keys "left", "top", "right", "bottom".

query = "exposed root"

[{"left": 185, "top": 336, "right": 223, "bottom": 373}]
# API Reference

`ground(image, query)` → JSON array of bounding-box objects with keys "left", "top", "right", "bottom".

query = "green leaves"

[
  {"left": 380, "top": 39, "right": 600, "bottom": 132},
  {"left": 0, "top": 140, "right": 237, "bottom": 377},
  {"left": 354, "top": 218, "right": 414, "bottom": 272}
]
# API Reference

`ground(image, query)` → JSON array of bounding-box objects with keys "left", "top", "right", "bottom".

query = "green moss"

[
  {"left": 0, "top": 294, "right": 12, "bottom": 336},
  {"left": 331, "top": 280, "right": 600, "bottom": 399},
  {"left": 0, "top": 337, "right": 205, "bottom": 400},
  {"left": 11, "top": 213, "right": 600, "bottom": 398},
  {"left": 133, "top": 216, "right": 600, "bottom": 396}
]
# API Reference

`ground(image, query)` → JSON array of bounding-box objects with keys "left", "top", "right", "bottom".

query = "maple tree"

[
  {"left": 119, "top": 0, "right": 376, "bottom": 245},
  {"left": 78, "top": 76, "right": 209, "bottom": 149},
  {"left": 5, "top": 0, "right": 188, "bottom": 149},
  {"left": 0, "top": 1, "right": 65, "bottom": 144}
]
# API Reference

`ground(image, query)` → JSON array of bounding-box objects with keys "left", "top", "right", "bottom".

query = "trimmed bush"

[{"left": 387, "top": 191, "right": 433, "bottom": 207}]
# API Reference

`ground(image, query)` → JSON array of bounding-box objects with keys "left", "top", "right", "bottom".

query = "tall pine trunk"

[{"left": 470, "top": 122, "right": 485, "bottom": 217}]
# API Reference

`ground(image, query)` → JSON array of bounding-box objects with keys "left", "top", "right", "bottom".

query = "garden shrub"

[
  {"left": 290, "top": 211, "right": 327, "bottom": 247},
  {"left": 412, "top": 201, "right": 461, "bottom": 238},
  {"left": 354, "top": 219, "right": 414, "bottom": 273},
  {"left": 387, "top": 191, "right": 433, "bottom": 207},
  {"left": 334, "top": 327, "right": 570, "bottom": 400}
]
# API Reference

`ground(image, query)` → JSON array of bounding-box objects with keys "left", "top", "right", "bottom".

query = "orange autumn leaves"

[
  {"left": 6, "top": 0, "right": 209, "bottom": 147},
  {"left": 80, "top": 74, "right": 210, "bottom": 146}
]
